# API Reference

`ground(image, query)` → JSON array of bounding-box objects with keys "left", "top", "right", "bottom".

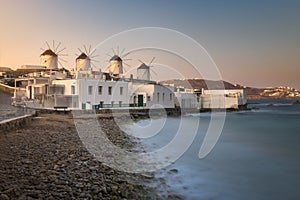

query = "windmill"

[
  {"left": 40, "top": 40, "right": 67, "bottom": 70},
  {"left": 137, "top": 57, "right": 157, "bottom": 81},
  {"left": 105, "top": 47, "right": 132, "bottom": 75},
  {"left": 75, "top": 45, "right": 99, "bottom": 71}
]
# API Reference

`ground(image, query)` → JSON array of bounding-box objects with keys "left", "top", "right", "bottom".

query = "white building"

[
  {"left": 26, "top": 69, "right": 175, "bottom": 110},
  {"left": 13, "top": 70, "right": 68, "bottom": 106},
  {"left": 200, "top": 89, "right": 247, "bottom": 109},
  {"left": 129, "top": 81, "right": 175, "bottom": 108},
  {"left": 174, "top": 87, "right": 198, "bottom": 109},
  {"left": 14, "top": 77, "right": 49, "bottom": 100},
  {"left": 52, "top": 76, "right": 129, "bottom": 109},
  {"left": 14, "top": 67, "right": 247, "bottom": 110}
]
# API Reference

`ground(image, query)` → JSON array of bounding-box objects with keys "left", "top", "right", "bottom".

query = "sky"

[{"left": 0, "top": 0, "right": 299, "bottom": 89}]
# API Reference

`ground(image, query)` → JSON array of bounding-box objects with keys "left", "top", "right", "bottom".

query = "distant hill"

[
  {"left": 160, "top": 79, "right": 300, "bottom": 99},
  {"left": 161, "top": 79, "right": 242, "bottom": 90}
]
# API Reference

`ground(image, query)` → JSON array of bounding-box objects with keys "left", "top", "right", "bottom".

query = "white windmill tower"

[
  {"left": 105, "top": 47, "right": 132, "bottom": 76},
  {"left": 108, "top": 55, "right": 123, "bottom": 74},
  {"left": 40, "top": 41, "right": 67, "bottom": 70},
  {"left": 40, "top": 49, "right": 58, "bottom": 70},
  {"left": 75, "top": 45, "right": 98, "bottom": 71},
  {"left": 137, "top": 63, "right": 150, "bottom": 80},
  {"left": 137, "top": 57, "right": 157, "bottom": 81},
  {"left": 76, "top": 52, "right": 90, "bottom": 71}
]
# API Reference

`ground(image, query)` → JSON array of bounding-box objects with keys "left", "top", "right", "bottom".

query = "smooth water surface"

[{"left": 128, "top": 101, "right": 300, "bottom": 200}]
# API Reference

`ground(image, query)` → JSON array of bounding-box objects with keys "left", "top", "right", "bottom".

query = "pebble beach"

[{"left": 0, "top": 112, "right": 168, "bottom": 199}]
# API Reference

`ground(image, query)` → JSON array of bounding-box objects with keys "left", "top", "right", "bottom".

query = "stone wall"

[
  {"left": 0, "top": 83, "right": 15, "bottom": 94},
  {"left": 0, "top": 114, "right": 35, "bottom": 132}
]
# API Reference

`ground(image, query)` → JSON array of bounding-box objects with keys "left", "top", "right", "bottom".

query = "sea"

[{"left": 126, "top": 99, "right": 300, "bottom": 200}]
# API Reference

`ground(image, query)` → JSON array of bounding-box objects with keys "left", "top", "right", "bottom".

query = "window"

[
  {"left": 71, "top": 85, "right": 75, "bottom": 95},
  {"left": 108, "top": 86, "right": 112, "bottom": 95},
  {"left": 119, "top": 101, "right": 122, "bottom": 107},
  {"left": 120, "top": 87, "right": 123, "bottom": 95},
  {"left": 99, "top": 101, "right": 104, "bottom": 108},
  {"left": 157, "top": 92, "right": 160, "bottom": 102},
  {"left": 88, "top": 86, "right": 93, "bottom": 95},
  {"left": 98, "top": 86, "right": 102, "bottom": 95},
  {"left": 111, "top": 101, "right": 114, "bottom": 107},
  {"left": 147, "top": 95, "right": 151, "bottom": 101},
  {"left": 162, "top": 93, "right": 165, "bottom": 102},
  {"left": 170, "top": 93, "right": 173, "bottom": 101}
]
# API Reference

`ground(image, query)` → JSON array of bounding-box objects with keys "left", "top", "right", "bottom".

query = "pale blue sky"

[{"left": 0, "top": 0, "right": 299, "bottom": 89}]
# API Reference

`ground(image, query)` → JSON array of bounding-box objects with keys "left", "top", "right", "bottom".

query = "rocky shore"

[{"left": 0, "top": 112, "right": 173, "bottom": 199}]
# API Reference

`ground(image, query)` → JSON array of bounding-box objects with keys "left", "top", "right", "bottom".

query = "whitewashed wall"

[
  {"left": 201, "top": 89, "right": 247, "bottom": 108},
  {"left": 174, "top": 92, "right": 198, "bottom": 108},
  {"left": 80, "top": 79, "right": 128, "bottom": 109},
  {"left": 129, "top": 83, "right": 175, "bottom": 108}
]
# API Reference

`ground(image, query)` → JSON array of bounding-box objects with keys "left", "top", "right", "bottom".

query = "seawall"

[
  {"left": 26, "top": 106, "right": 248, "bottom": 119},
  {"left": 0, "top": 113, "right": 36, "bottom": 132},
  {"left": 0, "top": 83, "right": 15, "bottom": 94}
]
